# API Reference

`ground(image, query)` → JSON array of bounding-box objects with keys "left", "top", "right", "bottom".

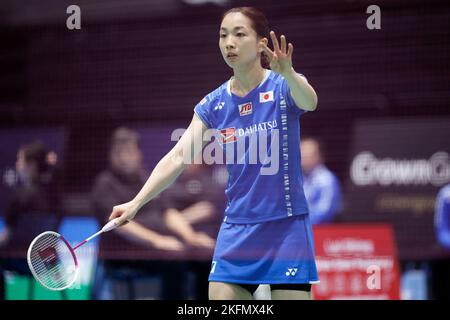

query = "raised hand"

[{"left": 261, "top": 31, "right": 294, "bottom": 77}]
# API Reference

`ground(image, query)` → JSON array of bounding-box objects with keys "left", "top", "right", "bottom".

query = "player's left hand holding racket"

[{"left": 27, "top": 203, "right": 133, "bottom": 291}]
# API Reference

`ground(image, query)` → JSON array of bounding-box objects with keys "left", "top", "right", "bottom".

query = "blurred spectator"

[
  {"left": 90, "top": 127, "right": 215, "bottom": 299},
  {"left": 435, "top": 183, "right": 450, "bottom": 249},
  {"left": 161, "top": 160, "right": 222, "bottom": 299},
  {"left": 300, "top": 137, "right": 342, "bottom": 224},
  {"left": 430, "top": 183, "right": 450, "bottom": 299},
  {"left": 0, "top": 140, "right": 62, "bottom": 299}
]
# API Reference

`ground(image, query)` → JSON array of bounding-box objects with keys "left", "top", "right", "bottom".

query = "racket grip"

[{"left": 102, "top": 218, "right": 121, "bottom": 232}]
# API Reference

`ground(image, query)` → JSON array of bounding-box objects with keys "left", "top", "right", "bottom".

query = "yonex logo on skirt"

[{"left": 286, "top": 268, "right": 298, "bottom": 276}]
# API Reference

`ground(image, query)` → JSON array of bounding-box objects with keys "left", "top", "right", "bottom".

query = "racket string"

[{"left": 28, "top": 232, "right": 78, "bottom": 290}]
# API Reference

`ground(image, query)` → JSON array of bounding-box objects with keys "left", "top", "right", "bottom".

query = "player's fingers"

[
  {"left": 270, "top": 31, "right": 281, "bottom": 53},
  {"left": 287, "top": 43, "right": 294, "bottom": 57},
  {"left": 281, "top": 35, "right": 287, "bottom": 54},
  {"left": 114, "top": 210, "right": 131, "bottom": 225},
  {"left": 261, "top": 43, "right": 274, "bottom": 60},
  {"left": 109, "top": 206, "right": 127, "bottom": 222},
  {"left": 108, "top": 212, "right": 119, "bottom": 221},
  {"left": 116, "top": 219, "right": 129, "bottom": 227}
]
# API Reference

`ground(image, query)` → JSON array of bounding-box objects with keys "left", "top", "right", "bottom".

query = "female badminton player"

[{"left": 109, "top": 7, "right": 319, "bottom": 300}]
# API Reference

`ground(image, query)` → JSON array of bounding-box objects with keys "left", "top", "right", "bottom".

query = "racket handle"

[
  {"left": 102, "top": 218, "right": 121, "bottom": 232},
  {"left": 73, "top": 218, "right": 122, "bottom": 251}
]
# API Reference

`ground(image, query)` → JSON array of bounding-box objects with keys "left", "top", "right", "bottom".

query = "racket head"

[{"left": 27, "top": 231, "right": 79, "bottom": 291}]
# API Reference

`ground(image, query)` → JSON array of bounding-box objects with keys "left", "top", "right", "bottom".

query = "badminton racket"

[{"left": 27, "top": 217, "right": 121, "bottom": 291}]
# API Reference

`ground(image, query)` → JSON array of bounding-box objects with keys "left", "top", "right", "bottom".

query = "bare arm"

[
  {"left": 181, "top": 201, "right": 216, "bottom": 225},
  {"left": 284, "top": 68, "right": 318, "bottom": 111},
  {"left": 115, "top": 221, "right": 185, "bottom": 251},
  {"left": 163, "top": 208, "right": 215, "bottom": 248},
  {"left": 109, "top": 113, "right": 209, "bottom": 225}
]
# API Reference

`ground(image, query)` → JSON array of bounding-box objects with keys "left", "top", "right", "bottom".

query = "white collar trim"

[{"left": 226, "top": 69, "right": 271, "bottom": 96}]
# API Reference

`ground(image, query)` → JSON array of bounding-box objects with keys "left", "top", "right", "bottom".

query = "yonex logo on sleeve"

[{"left": 214, "top": 102, "right": 225, "bottom": 111}]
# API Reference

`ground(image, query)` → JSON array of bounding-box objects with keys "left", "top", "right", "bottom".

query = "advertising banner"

[{"left": 313, "top": 224, "right": 400, "bottom": 300}]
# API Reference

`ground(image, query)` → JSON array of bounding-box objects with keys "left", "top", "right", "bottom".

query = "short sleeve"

[
  {"left": 194, "top": 95, "right": 213, "bottom": 129},
  {"left": 280, "top": 73, "right": 308, "bottom": 116}
]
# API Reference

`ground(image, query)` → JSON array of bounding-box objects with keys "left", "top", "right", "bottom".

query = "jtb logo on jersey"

[
  {"left": 260, "top": 91, "right": 274, "bottom": 103},
  {"left": 239, "top": 102, "right": 252, "bottom": 116},
  {"left": 219, "top": 128, "right": 237, "bottom": 144}
]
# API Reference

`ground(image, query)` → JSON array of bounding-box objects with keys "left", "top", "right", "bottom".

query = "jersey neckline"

[{"left": 226, "top": 69, "right": 272, "bottom": 100}]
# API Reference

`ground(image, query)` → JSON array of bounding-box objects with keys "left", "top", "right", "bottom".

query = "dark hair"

[
  {"left": 20, "top": 140, "right": 50, "bottom": 174},
  {"left": 221, "top": 7, "right": 271, "bottom": 69},
  {"left": 110, "top": 127, "right": 140, "bottom": 152}
]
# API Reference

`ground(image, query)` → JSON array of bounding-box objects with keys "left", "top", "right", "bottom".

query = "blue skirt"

[{"left": 208, "top": 214, "right": 319, "bottom": 284}]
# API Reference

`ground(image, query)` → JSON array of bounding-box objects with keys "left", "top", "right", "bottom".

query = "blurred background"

[{"left": 0, "top": 0, "right": 449, "bottom": 300}]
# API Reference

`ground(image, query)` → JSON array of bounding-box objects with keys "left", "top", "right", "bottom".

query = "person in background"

[
  {"left": 91, "top": 127, "right": 214, "bottom": 299},
  {"left": 435, "top": 183, "right": 450, "bottom": 249},
  {"left": 162, "top": 160, "right": 221, "bottom": 299},
  {"left": 430, "top": 183, "right": 450, "bottom": 299},
  {"left": 91, "top": 127, "right": 216, "bottom": 251},
  {"left": 300, "top": 137, "right": 342, "bottom": 225},
  {"left": 0, "top": 140, "right": 61, "bottom": 299},
  {"left": 0, "top": 140, "right": 61, "bottom": 247}
]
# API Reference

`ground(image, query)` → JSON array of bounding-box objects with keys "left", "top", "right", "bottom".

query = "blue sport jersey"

[
  {"left": 194, "top": 69, "right": 310, "bottom": 224},
  {"left": 303, "top": 164, "right": 342, "bottom": 224},
  {"left": 435, "top": 184, "right": 450, "bottom": 249}
]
